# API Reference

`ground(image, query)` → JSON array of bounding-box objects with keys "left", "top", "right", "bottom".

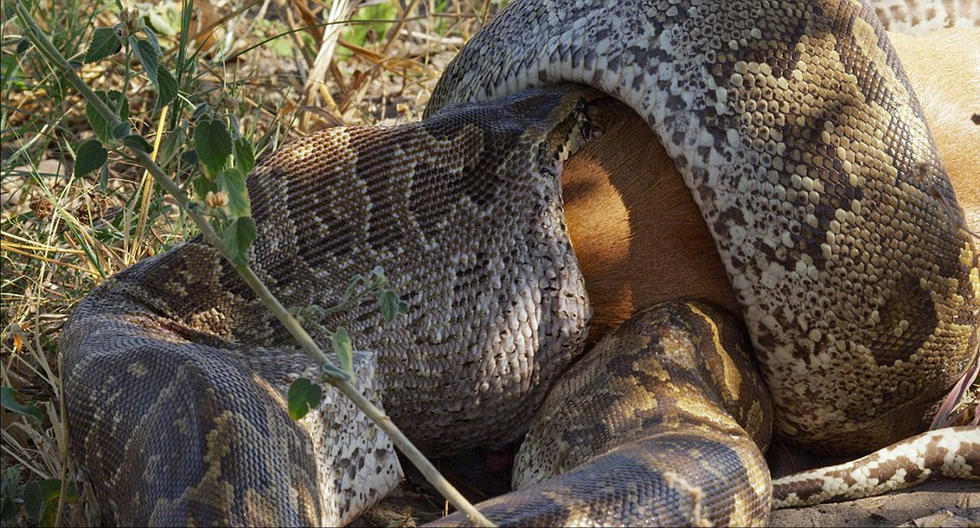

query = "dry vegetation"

[{"left": 1, "top": 1, "right": 501, "bottom": 524}]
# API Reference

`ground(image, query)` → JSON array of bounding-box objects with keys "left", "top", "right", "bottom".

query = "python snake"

[{"left": 62, "top": 0, "right": 980, "bottom": 526}]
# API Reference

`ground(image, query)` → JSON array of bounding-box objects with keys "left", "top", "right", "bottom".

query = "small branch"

[{"left": 13, "top": 2, "right": 492, "bottom": 525}]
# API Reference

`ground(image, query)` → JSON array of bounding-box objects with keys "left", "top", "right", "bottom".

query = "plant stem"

[{"left": 13, "top": 2, "right": 492, "bottom": 525}]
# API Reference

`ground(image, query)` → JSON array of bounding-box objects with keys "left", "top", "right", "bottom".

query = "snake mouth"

[{"left": 559, "top": 95, "right": 737, "bottom": 345}]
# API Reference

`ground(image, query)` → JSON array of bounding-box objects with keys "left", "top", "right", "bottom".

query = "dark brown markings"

[{"left": 868, "top": 275, "right": 938, "bottom": 365}]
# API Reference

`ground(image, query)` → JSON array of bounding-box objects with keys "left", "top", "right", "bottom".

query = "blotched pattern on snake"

[{"left": 62, "top": 0, "right": 979, "bottom": 525}]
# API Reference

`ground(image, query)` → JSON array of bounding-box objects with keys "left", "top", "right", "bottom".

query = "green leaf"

[
  {"left": 140, "top": 24, "right": 162, "bottom": 58},
  {"left": 233, "top": 138, "right": 254, "bottom": 174},
  {"left": 0, "top": 387, "right": 42, "bottom": 421},
  {"left": 39, "top": 501, "right": 56, "bottom": 526},
  {"left": 181, "top": 149, "right": 199, "bottom": 168},
  {"left": 158, "top": 127, "right": 187, "bottom": 166},
  {"left": 287, "top": 378, "right": 322, "bottom": 421},
  {"left": 228, "top": 114, "right": 242, "bottom": 139},
  {"left": 377, "top": 290, "right": 402, "bottom": 323},
  {"left": 22, "top": 479, "right": 61, "bottom": 527},
  {"left": 74, "top": 139, "right": 107, "bottom": 177},
  {"left": 131, "top": 36, "right": 160, "bottom": 87},
  {"left": 123, "top": 134, "right": 153, "bottom": 153},
  {"left": 332, "top": 326, "right": 354, "bottom": 376},
  {"left": 1, "top": 494, "right": 15, "bottom": 523},
  {"left": 22, "top": 481, "right": 40, "bottom": 520},
  {"left": 156, "top": 66, "right": 178, "bottom": 106},
  {"left": 216, "top": 168, "right": 250, "bottom": 217},
  {"left": 1, "top": 469, "right": 19, "bottom": 522},
  {"left": 342, "top": 3, "right": 397, "bottom": 50},
  {"left": 86, "top": 90, "right": 128, "bottom": 143},
  {"left": 109, "top": 90, "right": 129, "bottom": 120},
  {"left": 192, "top": 177, "right": 216, "bottom": 203},
  {"left": 1, "top": 54, "right": 24, "bottom": 92},
  {"left": 60, "top": 481, "right": 79, "bottom": 501},
  {"left": 37, "top": 480, "right": 60, "bottom": 528},
  {"left": 86, "top": 101, "right": 110, "bottom": 144},
  {"left": 99, "top": 164, "right": 110, "bottom": 190},
  {"left": 84, "top": 27, "right": 121, "bottom": 63},
  {"left": 195, "top": 118, "right": 233, "bottom": 175},
  {"left": 221, "top": 216, "right": 256, "bottom": 266}
]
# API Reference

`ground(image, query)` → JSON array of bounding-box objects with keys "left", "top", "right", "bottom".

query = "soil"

[{"left": 769, "top": 480, "right": 979, "bottom": 527}]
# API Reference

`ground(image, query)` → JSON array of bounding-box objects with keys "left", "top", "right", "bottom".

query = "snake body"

[
  {"left": 62, "top": 0, "right": 980, "bottom": 526},
  {"left": 427, "top": 0, "right": 979, "bottom": 454},
  {"left": 63, "top": 87, "right": 599, "bottom": 525},
  {"left": 437, "top": 301, "right": 776, "bottom": 526}
]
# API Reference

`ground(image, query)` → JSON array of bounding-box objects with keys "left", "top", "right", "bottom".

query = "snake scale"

[{"left": 61, "top": 0, "right": 980, "bottom": 526}]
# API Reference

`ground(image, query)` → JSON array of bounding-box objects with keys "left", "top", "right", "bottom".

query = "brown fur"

[
  {"left": 889, "top": 29, "right": 980, "bottom": 233},
  {"left": 563, "top": 30, "right": 980, "bottom": 343}
]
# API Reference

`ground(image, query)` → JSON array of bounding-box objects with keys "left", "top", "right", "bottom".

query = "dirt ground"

[{"left": 769, "top": 479, "right": 979, "bottom": 527}]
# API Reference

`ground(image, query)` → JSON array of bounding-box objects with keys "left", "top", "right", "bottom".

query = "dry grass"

[{"left": 1, "top": 1, "right": 500, "bottom": 524}]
